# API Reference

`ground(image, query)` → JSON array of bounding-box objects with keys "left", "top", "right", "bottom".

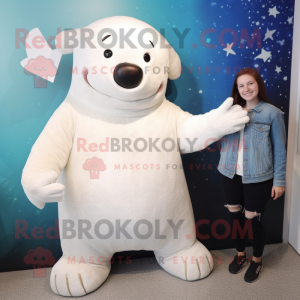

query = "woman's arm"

[{"left": 270, "top": 110, "right": 287, "bottom": 194}]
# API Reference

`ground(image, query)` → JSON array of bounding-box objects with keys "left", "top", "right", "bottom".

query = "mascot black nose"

[{"left": 114, "top": 63, "right": 143, "bottom": 89}]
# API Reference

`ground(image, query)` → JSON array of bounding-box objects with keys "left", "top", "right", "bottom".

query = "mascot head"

[{"left": 56, "top": 16, "right": 181, "bottom": 116}]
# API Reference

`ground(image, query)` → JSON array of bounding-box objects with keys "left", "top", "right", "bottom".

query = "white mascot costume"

[{"left": 22, "top": 16, "right": 249, "bottom": 296}]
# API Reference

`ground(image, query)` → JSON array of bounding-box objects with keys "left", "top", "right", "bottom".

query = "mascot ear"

[
  {"left": 55, "top": 29, "right": 79, "bottom": 54},
  {"left": 168, "top": 46, "right": 181, "bottom": 80}
]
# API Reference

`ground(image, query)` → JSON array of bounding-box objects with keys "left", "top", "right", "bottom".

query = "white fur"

[{"left": 22, "top": 16, "right": 249, "bottom": 296}]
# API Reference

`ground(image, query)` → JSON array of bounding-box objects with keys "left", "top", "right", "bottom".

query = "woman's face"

[{"left": 237, "top": 74, "right": 259, "bottom": 103}]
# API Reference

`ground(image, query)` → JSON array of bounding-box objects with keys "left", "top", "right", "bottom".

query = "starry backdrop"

[{"left": 0, "top": 0, "right": 295, "bottom": 272}]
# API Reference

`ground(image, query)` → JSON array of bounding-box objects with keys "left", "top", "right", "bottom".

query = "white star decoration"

[
  {"left": 275, "top": 66, "right": 282, "bottom": 74},
  {"left": 269, "top": 6, "right": 280, "bottom": 18},
  {"left": 277, "top": 40, "right": 285, "bottom": 46},
  {"left": 287, "top": 16, "right": 293, "bottom": 24},
  {"left": 254, "top": 48, "right": 272, "bottom": 62},
  {"left": 223, "top": 42, "right": 236, "bottom": 56},
  {"left": 264, "top": 28, "right": 276, "bottom": 41}
]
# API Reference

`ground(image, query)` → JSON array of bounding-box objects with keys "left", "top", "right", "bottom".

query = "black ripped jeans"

[{"left": 221, "top": 174, "right": 273, "bottom": 257}]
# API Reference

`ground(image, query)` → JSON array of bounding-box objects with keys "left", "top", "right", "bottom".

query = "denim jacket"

[{"left": 218, "top": 100, "right": 287, "bottom": 186}]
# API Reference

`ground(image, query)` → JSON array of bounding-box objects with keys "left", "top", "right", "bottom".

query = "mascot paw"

[
  {"left": 50, "top": 257, "right": 110, "bottom": 297},
  {"left": 155, "top": 241, "right": 214, "bottom": 281}
]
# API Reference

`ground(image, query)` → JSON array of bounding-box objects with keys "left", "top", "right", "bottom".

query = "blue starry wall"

[{"left": 0, "top": 0, "right": 295, "bottom": 272}]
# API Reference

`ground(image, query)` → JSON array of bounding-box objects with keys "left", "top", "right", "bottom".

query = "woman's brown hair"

[{"left": 231, "top": 68, "right": 273, "bottom": 107}]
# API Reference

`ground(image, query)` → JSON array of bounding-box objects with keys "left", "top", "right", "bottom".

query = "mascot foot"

[
  {"left": 154, "top": 241, "right": 214, "bottom": 281},
  {"left": 50, "top": 257, "right": 111, "bottom": 297}
]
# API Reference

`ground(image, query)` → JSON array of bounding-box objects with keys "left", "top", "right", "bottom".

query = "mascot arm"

[
  {"left": 178, "top": 97, "right": 249, "bottom": 154},
  {"left": 21, "top": 103, "right": 74, "bottom": 209}
]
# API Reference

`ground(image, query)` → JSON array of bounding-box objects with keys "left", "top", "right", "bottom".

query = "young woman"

[{"left": 217, "top": 68, "right": 287, "bottom": 282}]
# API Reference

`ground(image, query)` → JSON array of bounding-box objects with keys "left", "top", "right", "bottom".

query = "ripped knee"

[
  {"left": 245, "top": 210, "right": 261, "bottom": 221},
  {"left": 224, "top": 204, "right": 242, "bottom": 213}
]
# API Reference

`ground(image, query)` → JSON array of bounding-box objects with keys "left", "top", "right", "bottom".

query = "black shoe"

[
  {"left": 229, "top": 254, "right": 248, "bottom": 274},
  {"left": 244, "top": 260, "right": 263, "bottom": 282}
]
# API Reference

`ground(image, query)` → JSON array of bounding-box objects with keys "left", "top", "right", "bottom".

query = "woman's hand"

[{"left": 271, "top": 186, "right": 285, "bottom": 200}]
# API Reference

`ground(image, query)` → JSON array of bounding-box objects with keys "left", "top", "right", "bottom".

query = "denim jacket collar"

[{"left": 251, "top": 100, "right": 265, "bottom": 112}]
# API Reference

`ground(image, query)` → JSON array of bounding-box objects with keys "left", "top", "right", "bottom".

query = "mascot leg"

[
  {"left": 154, "top": 240, "right": 214, "bottom": 281},
  {"left": 50, "top": 255, "right": 111, "bottom": 297}
]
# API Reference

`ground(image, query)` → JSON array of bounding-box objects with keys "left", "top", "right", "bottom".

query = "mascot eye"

[
  {"left": 144, "top": 53, "right": 150, "bottom": 62},
  {"left": 104, "top": 49, "right": 113, "bottom": 58}
]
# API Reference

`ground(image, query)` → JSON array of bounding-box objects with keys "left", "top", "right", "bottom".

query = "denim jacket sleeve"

[{"left": 269, "top": 110, "right": 287, "bottom": 187}]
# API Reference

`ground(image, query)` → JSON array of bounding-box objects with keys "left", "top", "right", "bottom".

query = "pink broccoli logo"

[
  {"left": 83, "top": 157, "right": 106, "bottom": 179},
  {"left": 24, "top": 247, "right": 56, "bottom": 277},
  {"left": 24, "top": 55, "right": 57, "bottom": 80},
  {"left": 24, "top": 55, "right": 58, "bottom": 88}
]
